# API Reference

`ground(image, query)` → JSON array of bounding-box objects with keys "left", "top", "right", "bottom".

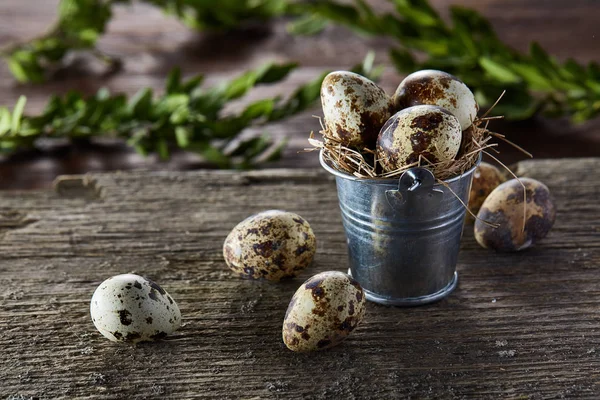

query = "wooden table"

[
  {"left": 0, "top": 0, "right": 599, "bottom": 190},
  {"left": 1, "top": 157, "right": 598, "bottom": 398}
]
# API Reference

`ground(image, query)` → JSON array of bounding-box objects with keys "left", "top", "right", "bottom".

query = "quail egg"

[
  {"left": 393, "top": 69, "right": 478, "bottom": 130},
  {"left": 90, "top": 274, "right": 181, "bottom": 344},
  {"left": 376, "top": 105, "right": 462, "bottom": 172},
  {"left": 475, "top": 178, "right": 556, "bottom": 251},
  {"left": 467, "top": 162, "right": 506, "bottom": 222},
  {"left": 282, "top": 271, "right": 366, "bottom": 352},
  {"left": 321, "top": 71, "right": 394, "bottom": 148},
  {"left": 223, "top": 210, "right": 316, "bottom": 281}
]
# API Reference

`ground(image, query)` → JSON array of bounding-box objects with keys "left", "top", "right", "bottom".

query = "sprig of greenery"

[
  {"left": 5, "top": 0, "right": 597, "bottom": 123},
  {"left": 0, "top": 0, "right": 289, "bottom": 83},
  {"left": 146, "top": 0, "right": 288, "bottom": 31},
  {"left": 0, "top": 0, "right": 127, "bottom": 83},
  {"left": 290, "top": 0, "right": 600, "bottom": 122},
  {"left": 0, "top": 57, "right": 380, "bottom": 167},
  {"left": 0, "top": 62, "right": 312, "bottom": 167}
]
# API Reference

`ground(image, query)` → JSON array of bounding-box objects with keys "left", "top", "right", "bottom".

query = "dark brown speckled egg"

[
  {"left": 376, "top": 105, "right": 462, "bottom": 172},
  {"left": 321, "top": 71, "right": 394, "bottom": 149},
  {"left": 223, "top": 210, "right": 316, "bottom": 281},
  {"left": 282, "top": 271, "right": 366, "bottom": 352},
  {"left": 393, "top": 69, "right": 479, "bottom": 130},
  {"left": 475, "top": 178, "right": 556, "bottom": 252}
]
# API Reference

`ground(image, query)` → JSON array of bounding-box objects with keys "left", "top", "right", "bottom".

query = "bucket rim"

[{"left": 319, "top": 149, "right": 482, "bottom": 185}]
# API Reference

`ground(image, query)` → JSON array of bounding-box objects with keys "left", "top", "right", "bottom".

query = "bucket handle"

[{"left": 385, "top": 167, "right": 444, "bottom": 210}]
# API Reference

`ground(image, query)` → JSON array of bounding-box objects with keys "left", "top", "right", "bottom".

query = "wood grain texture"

[
  {"left": 1, "top": 158, "right": 599, "bottom": 399},
  {"left": 0, "top": 0, "right": 599, "bottom": 190}
]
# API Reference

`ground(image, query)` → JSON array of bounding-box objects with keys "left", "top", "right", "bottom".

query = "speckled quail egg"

[
  {"left": 466, "top": 162, "right": 506, "bottom": 222},
  {"left": 321, "top": 71, "right": 394, "bottom": 148},
  {"left": 475, "top": 178, "right": 556, "bottom": 252},
  {"left": 90, "top": 274, "right": 181, "bottom": 344},
  {"left": 393, "top": 69, "right": 478, "bottom": 130},
  {"left": 376, "top": 105, "right": 462, "bottom": 172},
  {"left": 223, "top": 210, "right": 316, "bottom": 281},
  {"left": 282, "top": 271, "right": 366, "bottom": 352}
]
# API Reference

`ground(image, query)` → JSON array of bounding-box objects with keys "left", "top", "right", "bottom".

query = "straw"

[{"left": 308, "top": 117, "right": 493, "bottom": 182}]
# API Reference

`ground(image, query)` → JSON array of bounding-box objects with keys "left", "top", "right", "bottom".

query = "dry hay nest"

[
  {"left": 308, "top": 117, "right": 499, "bottom": 180},
  {"left": 306, "top": 92, "right": 528, "bottom": 184}
]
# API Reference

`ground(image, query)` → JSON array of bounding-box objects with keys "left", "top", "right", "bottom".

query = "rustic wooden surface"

[
  {"left": 1, "top": 157, "right": 599, "bottom": 399},
  {"left": 0, "top": 0, "right": 599, "bottom": 190}
]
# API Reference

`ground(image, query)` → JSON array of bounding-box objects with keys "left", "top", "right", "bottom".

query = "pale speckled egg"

[
  {"left": 321, "top": 71, "right": 394, "bottom": 148},
  {"left": 282, "top": 271, "right": 366, "bottom": 352},
  {"left": 467, "top": 162, "right": 506, "bottom": 222},
  {"left": 223, "top": 210, "right": 316, "bottom": 281},
  {"left": 90, "top": 274, "right": 181, "bottom": 344},
  {"left": 393, "top": 69, "right": 478, "bottom": 130},
  {"left": 376, "top": 105, "right": 462, "bottom": 172},
  {"left": 475, "top": 178, "right": 556, "bottom": 252}
]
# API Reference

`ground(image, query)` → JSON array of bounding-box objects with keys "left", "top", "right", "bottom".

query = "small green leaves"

[
  {"left": 300, "top": 0, "right": 600, "bottom": 123},
  {"left": 0, "top": 61, "right": 330, "bottom": 168},
  {"left": 1, "top": 0, "right": 289, "bottom": 84},
  {"left": 1, "top": 0, "right": 117, "bottom": 83},
  {"left": 479, "top": 58, "right": 521, "bottom": 84},
  {"left": 218, "top": 62, "right": 297, "bottom": 101},
  {"left": 128, "top": 88, "right": 154, "bottom": 118},
  {"left": 11, "top": 96, "right": 27, "bottom": 134},
  {"left": 0, "top": 108, "right": 11, "bottom": 136}
]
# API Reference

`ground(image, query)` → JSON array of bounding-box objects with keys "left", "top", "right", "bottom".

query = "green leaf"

[
  {"left": 509, "top": 63, "right": 552, "bottom": 90},
  {"left": 241, "top": 99, "right": 275, "bottom": 120},
  {"left": 395, "top": 3, "right": 439, "bottom": 27},
  {"left": 181, "top": 75, "right": 204, "bottom": 93},
  {"left": 155, "top": 94, "right": 189, "bottom": 114},
  {"left": 287, "top": 15, "right": 329, "bottom": 35},
  {"left": 402, "top": 37, "right": 449, "bottom": 56},
  {"left": 393, "top": 0, "right": 439, "bottom": 18},
  {"left": 192, "top": 143, "right": 231, "bottom": 168},
  {"left": 175, "top": 126, "right": 190, "bottom": 148},
  {"left": 156, "top": 138, "right": 170, "bottom": 160},
  {"left": 170, "top": 106, "right": 190, "bottom": 124},
  {"left": 11, "top": 96, "right": 27, "bottom": 134},
  {"left": 7, "top": 57, "right": 40, "bottom": 83},
  {"left": 219, "top": 62, "right": 298, "bottom": 101},
  {"left": 530, "top": 42, "right": 554, "bottom": 70},
  {"left": 0, "top": 108, "right": 11, "bottom": 136},
  {"left": 128, "top": 88, "right": 153, "bottom": 118},
  {"left": 166, "top": 67, "right": 182, "bottom": 94},
  {"left": 479, "top": 57, "right": 520, "bottom": 84}
]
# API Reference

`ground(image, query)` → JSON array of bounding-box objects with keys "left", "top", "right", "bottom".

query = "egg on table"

[
  {"left": 393, "top": 69, "right": 479, "bottom": 131},
  {"left": 376, "top": 105, "right": 462, "bottom": 172},
  {"left": 321, "top": 71, "right": 394, "bottom": 148},
  {"left": 223, "top": 210, "right": 316, "bottom": 281},
  {"left": 467, "top": 162, "right": 506, "bottom": 222},
  {"left": 474, "top": 178, "right": 556, "bottom": 252},
  {"left": 282, "top": 271, "right": 366, "bottom": 352},
  {"left": 90, "top": 274, "right": 181, "bottom": 344}
]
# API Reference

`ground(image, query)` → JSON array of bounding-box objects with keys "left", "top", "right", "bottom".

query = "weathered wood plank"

[{"left": 1, "top": 158, "right": 599, "bottom": 398}]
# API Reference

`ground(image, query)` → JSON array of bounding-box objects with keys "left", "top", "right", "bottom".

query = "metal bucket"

[{"left": 320, "top": 151, "right": 480, "bottom": 306}]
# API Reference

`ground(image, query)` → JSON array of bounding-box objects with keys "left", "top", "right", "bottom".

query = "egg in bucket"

[{"left": 312, "top": 69, "right": 486, "bottom": 306}]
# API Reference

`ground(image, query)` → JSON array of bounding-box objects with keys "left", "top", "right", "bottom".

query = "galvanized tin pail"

[{"left": 320, "top": 151, "right": 480, "bottom": 306}]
